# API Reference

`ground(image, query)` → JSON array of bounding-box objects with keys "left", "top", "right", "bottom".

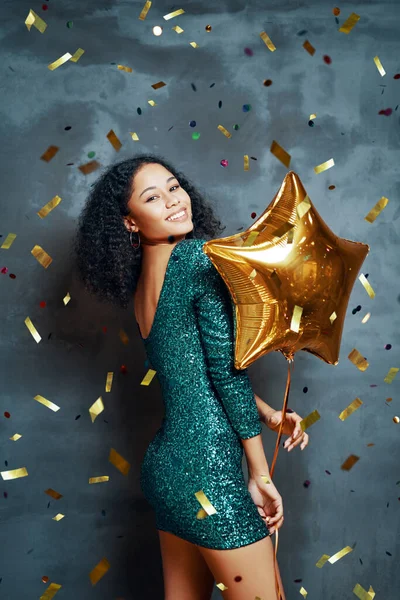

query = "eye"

[{"left": 146, "top": 185, "right": 179, "bottom": 202}]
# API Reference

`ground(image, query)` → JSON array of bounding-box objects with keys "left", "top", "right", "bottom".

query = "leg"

[
  {"left": 158, "top": 529, "right": 215, "bottom": 600},
  {"left": 197, "top": 534, "right": 286, "bottom": 600}
]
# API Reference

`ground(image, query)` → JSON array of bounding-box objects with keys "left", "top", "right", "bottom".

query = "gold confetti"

[
  {"left": 216, "top": 582, "right": 229, "bottom": 591},
  {"left": 31, "top": 245, "right": 52, "bottom": 268},
  {"left": 138, "top": 0, "right": 152, "bottom": 20},
  {"left": 338, "top": 398, "right": 363, "bottom": 421},
  {"left": 151, "top": 81, "right": 166, "bottom": 89},
  {"left": 119, "top": 328, "right": 129, "bottom": 345},
  {"left": 272, "top": 222, "right": 295, "bottom": 239},
  {"left": 89, "top": 476, "right": 109, "bottom": 484},
  {"left": 300, "top": 409, "right": 320, "bottom": 432},
  {"left": 89, "top": 557, "right": 111, "bottom": 586},
  {"left": 25, "top": 317, "right": 42, "bottom": 343},
  {"left": 78, "top": 160, "right": 101, "bottom": 175},
  {"left": 189, "top": 41, "right": 199, "bottom": 48},
  {"left": 314, "top": 158, "right": 335, "bottom": 174},
  {"left": 329, "top": 311, "right": 337, "bottom": 324},
  {"left": 217, "top": 124, "right": 232, "bottom": 138},
  {"left": 290, "top": 305, "right": 303, "bottom": 332},
  {"left": 45, "top": 488, "right": 63, "bottom": 500},
  {"left": 39, "top": 582, "right": 62, "bottom": 599},
  {"left": 303, "top": 40, "right": 316, "bottom": 55},
  {"left": 328, "top": 545, "right": 353, "bottom": 563},
  {"left": 359, "top": 274, "right": 375, "bottom": 299},
  {"left": 365, "top": 196, "right": 389, "bottom": 222},
  {"left": 148, "top": 100, "right": 157, "bottom": 106},
  {"left": 299, "top": 587, "right": 308, "bottom": 598},
  {"left": 270, "top": 140, "right": 291, "bottom": 168},
  {"left": 260, "top": 31, "right": 276, "bottom": 51},
  {"left": 48, "top": 52, "right": 73, "bottom": 71},
  {"left": 163, "top": 8, "right": 185, "bottom": 20},
  {"left": 260, "top": 475, "right": 271, "bottom": 484},
  {"left": 353, "top": 583, "right": 376, "bottom": 600},
  {"left": 373, "top": 56, "right": 385, "bottom": 77},
  {"left": 109, "top": 448, "right": 131, "bottom": 476},
  {"left": 297, "top": 194, "right": 311, "bottom": 219},
  {"left": 70, "top": 48, "right": 85, "bottom": 63},
  {"left": 40, "top": 146, "right": 59, "bottom": 162},
  {"left": 316, "top": 554, "right": 331, "bottom": 568},
  {"left": 1, "top": 233, "right": 17, "bottom": 249},
  {"left": 105, "top": 372, "right": 113, "bottom": 392},
  {"left": 339, "top": 12, "right": 361, "bottom": 34},
  {"left": 141, "top": 368, "right": 157, "bottom": 385},
  {"left": 63, "top": 292, "right": 71, "bottom": 306},
  {"left": 34, "top": 395, "right": 61, "bottom": 412},
  {"left": 52, "top": 513, "right": 65, "bottom": 522},
  {"left": 393, "top": 416, "right": 399, "bottom": 424},
  {"left": 107, "top": 130, "right": 122, "bottom": 151},
  {"left": 195, "top": 490, "right": 217, "bottom": 516},
  {"left": 341, "top": 455, "right": 360, "bottom": 471},
  {"left": 361, "top": 312, "right": 370, "bottom": 323},
  {"left": 117, "top": 64, "right": 133, "bottom": 73},
  {"left": 37, "top": 195, "right": 62, "bottom": 218},
  {"left": 243, "top": 230, "right": 260, "bottom": 247},
  {"left": 129, "top": 132, "right": 140, "bottom": 141},
  {"left": 348, "top": 348, "right": 369, "bottom": 371},
  {"left": 244, "top": 155, "right": 249, "bottom": 171},
  {"left": 89, "top": 397, "right": 104, "bottom": 422},
  {"left": 1, "top": 467, "right": 28, "bottom": 481},
  {"left": 172, "top": 25, "right": 184, "bottom": 33},
  {"left": 384, "top": 367, "right": 399, "bottom": 384},
  {"left": 25, "top": 9, "right": 47, "bottom": 33},
  {"left": 10, "top": 434, "right": 22, "bottom": 442},
  {"left": 310, "top": 113, "right": 317, "bottom": 120}
]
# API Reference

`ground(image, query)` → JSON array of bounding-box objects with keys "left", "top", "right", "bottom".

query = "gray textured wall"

[{"left": 1, "top": 1, "right": 399, "bottom": 598}]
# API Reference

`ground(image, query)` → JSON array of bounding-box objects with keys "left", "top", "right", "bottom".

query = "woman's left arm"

[{"left": 254, "top": 392, "right": 310, "bottom": 452}]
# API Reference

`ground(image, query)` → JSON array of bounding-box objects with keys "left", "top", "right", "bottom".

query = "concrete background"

[{"left": 1, "top": 0, "right": 399, "bottom": 598}]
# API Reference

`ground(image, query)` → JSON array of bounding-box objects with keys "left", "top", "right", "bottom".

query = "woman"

[{"left": 74, "top": 154, "right": 309, "bottom": 599}]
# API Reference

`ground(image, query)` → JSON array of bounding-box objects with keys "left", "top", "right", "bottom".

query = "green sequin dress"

[{"left": 137, "top": 237, "right": 270, "bottom": 549}]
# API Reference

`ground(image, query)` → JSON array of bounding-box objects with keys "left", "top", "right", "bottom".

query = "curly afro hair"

[{"left": 73, "top": 153, "right": 226, "bottom": 310}]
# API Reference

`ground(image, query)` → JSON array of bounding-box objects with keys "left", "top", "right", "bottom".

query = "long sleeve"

[{"left": 193, "top": 241, "right": 262, "bottom": 440}]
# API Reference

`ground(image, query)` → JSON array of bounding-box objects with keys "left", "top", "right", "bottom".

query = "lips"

[{"left": 166, "top": 207, "right": 187, "bottom": 220}]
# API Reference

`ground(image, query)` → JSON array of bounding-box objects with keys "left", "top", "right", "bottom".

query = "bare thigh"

[
  {"left": 197, "top": 534, "right": 285, "bottom": 600},
  {"left": 158, "top": 529, "right": 215, "bottom": 600}
]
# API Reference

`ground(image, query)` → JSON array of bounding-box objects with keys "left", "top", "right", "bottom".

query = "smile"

[{"left": 166, "top": 208, "right": 188, "bottom": 222}]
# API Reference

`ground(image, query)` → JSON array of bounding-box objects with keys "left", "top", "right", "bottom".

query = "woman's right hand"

[{"left": 247, "top": 475, "right": 284, "bottom": 535}]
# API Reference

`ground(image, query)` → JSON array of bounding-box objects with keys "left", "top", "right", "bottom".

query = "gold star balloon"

[{"left": 203, "top": 171, "right": 369, "bottom": 370}]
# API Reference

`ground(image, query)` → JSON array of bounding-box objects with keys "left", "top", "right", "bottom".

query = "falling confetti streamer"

[
  {"left": 48, "top": 53, "right": 73, "bottom": 71},
  {"left": 25, "top": 317, "right": 42, "bottom": 343},
  {"left": 138, "top": 0, "right": 152, "bottom": 20},
  {"left": 339, "top": 12, "right": 360, "bottom": 34},
  {"left": 37, "top": 195, "right": 62, "bottom": 219},
  {"left": 373, "top": 56, "right": 386, "bottom": 76},
  {"left": 163, "top": 8, "right": 185, "bottom": 20},
  {"left": 314, "top": 158, "right": 335, "bottom": 174},
  {"left": 270, "top": 140, "right": 291, "bottom": 167},
  {"left": 348, "top": 348, "right": 369, "bottom": 371},
  {"left": 359, "top": 274, "right": 375, "bottom": 298},
  {"left": 89, "top": 397, "right": 104, "bottom": 422},
  {"left": 25, "top": 9, "right": 47, "bottom": 33},
  {"left": 260, "top": 31, "right": 276, "bottom": 51},
  {"left": 89, "top": 557, "right": 111, "bottom": 586},
  {"left": 364, "top": 196, "right": 389, "bottom": 222},
  {"left": 109, "top": 448, "right": 131, "bottom": 475},
  {"left": 1, "top": 233, "right": 17, "bottom": 249},
  {"left": 34, "top": 395, "right": 61, "bottom": 412},
  {"left": 338, "top": 398, "right": 363, "bottom": 421}
]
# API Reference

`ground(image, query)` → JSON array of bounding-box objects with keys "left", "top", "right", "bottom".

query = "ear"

[{"left": 122, "top": 215, "right": 136, "bottom": 232}]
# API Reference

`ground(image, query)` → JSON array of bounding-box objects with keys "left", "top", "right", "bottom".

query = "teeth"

[{"left": 167, "top": 210, "right": 185, "bottom": 221}]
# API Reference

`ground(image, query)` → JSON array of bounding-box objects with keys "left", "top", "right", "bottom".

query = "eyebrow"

[{"left": 139, "top": 176, "right": 177, "bottom": 198}]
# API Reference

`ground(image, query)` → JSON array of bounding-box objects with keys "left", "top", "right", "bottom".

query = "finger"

[
  {"left": 288, "top": 434, "right": 305, "bottom": 452},
  {"left": 300, "top": 433, "right": 309, "bottom": 450}
]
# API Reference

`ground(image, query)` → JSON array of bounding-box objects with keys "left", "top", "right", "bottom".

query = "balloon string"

[{"left": 269, "top": 357, "right": 294, "bottom": 600}]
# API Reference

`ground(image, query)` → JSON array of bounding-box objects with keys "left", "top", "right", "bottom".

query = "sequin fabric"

[{"left": 137, "top": 237, "right": 270, "bottom": 549}]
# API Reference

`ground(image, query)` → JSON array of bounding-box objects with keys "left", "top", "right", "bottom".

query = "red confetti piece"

[
  {"left": 9, "top": 273, "right": 16, "bottom": 279},
  {"left": 42, "top": 4, "right": 49, "bottom": 10},
  {"left": 244, "top": 47, "right": 253, "bottom": 56},
  {"left": 323, "top": 55, "right": 332, "bottom": 64},
  {"left": 394, "top": 74, "right": 400, "bottom": 79},
  {"left": 4, "top": 412, "right": 11, "bottom": 418},
  {"left": 39, "top": 301, "right": 46, "bottom": 308},
  {"left": 102, "top": 326, "right": 107, "bottom": 333},
  {"left": 328, "top": 185, "right": 336, "bottom": 190},
  {"left": 1, "top": 266, "right": 8, "bottom": 274},
  {"left": 378, "top": 108, "right": 392, "bottom": 116},
  {"left": 220, "top": 159, "right": 228, "bottom": 167},
  {"left": 120, "top": 364, "right": 128, "bottom": 374},
  {"left": 333, "top": 7, "right": 340, "bottom": 16},
  {"left": 251, "top": 212, "right": 257, "bottom": 219}
]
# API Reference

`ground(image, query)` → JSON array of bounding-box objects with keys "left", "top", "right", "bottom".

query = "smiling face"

[{"left": 124, "top": 162, "right": 193, "bottom": 243}]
